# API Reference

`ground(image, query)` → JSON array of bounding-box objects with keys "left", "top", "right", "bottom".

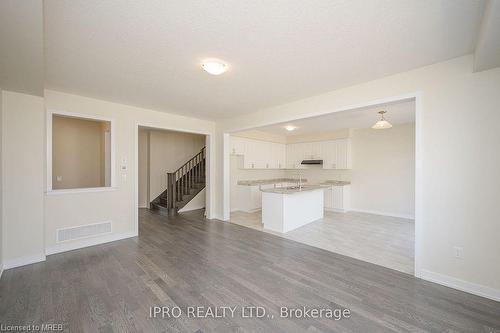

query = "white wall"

[
  {"left": 350, "top": 124, "right": 415, "bottom": 219},
  {"left": 233, "top": 129, "right": 287, "bottom": 144},
  {"left": 218, "top": 55, "right": 500, "bottom": 299},
  {"left": 44, "top": 90, "right": 216, "bottom": 255},
  {"left": 1, "top": 91, "right": 45, "bottom": 268}
]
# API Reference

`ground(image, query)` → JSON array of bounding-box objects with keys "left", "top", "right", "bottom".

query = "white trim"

[
  {"left": 349, "top": 208, "right": 415, "bottom": 220},
  {"left": 3, "top": 253, "right": 46, "bottom": 270},
  {"left": 222, "top": 133, "right": 231, "bottom": 221},
  {"left": 46, "top": 231, "right": 137, "bottom": 255},
  {"left": 222, "top": 92, "right": 422, "bottom": 276},
  {"left": 414, "top": 91, "right": 423, "bottom": 278},
  {"left": 0, "top": 265, "right": 3, "bottom": 280},
  {"left": 420, "top": 269, "right": 500, "bottom": 302},
  {"left": 46, "top": 109, "right": 117, "bottom": 192},
  {"left": 325, "top": 207, "right": 348, "bottom": 213},
  {"left": 46, "top": 187, "right": 118, "bottom": 195}
]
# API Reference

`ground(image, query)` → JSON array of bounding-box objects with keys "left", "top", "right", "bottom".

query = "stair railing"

[{"left": 166, "top": 147, "right": 206, "bottom": 211}]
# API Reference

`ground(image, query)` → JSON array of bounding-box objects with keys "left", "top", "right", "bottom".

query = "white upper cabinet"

[
  {"left": 321, "top": 141, "right": 337, "bottom": 169},
  {"left": 271, "top": 142, "right": 286, "bottom": 169},
  {"left": 335, "top": 138, "right": 352, "bottom": 169},
  {"left": 230, "top": 136, "right": 245, "bottom": 155},
  {"left": 230, "top": 135, "right": 351, "bottom": 170}
]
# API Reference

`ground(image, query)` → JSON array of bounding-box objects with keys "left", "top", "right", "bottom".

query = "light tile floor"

[{"left": 230, "top": 210, "right": 415, "bottom": 274}]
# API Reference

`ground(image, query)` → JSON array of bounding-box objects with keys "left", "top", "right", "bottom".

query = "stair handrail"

[{"left": 166, "top": 147, "right": 206, "bottom": 211}]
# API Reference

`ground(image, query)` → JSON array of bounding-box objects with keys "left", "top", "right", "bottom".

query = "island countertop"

[
  {"left": 260, "top": 185, "right": 324, "bottom": 194},
  {"left": 238, "top": 178, "right": 307, "bottom": 186},
  {"left": 320, "top": 180, "right": 351, "bottom": 186}
]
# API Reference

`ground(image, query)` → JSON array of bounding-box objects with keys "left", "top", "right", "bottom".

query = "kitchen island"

[{"left": 261, "top": 185, "right": 324, "bottom": 233}]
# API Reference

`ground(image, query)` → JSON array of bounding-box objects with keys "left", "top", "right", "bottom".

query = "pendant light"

[{"left": 371, "top": 111, "right": 393, "bottom": 129}]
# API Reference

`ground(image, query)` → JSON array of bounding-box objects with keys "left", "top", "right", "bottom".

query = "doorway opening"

[
  {"left": 224, "top": 97, "right": 418, "bottom": 275},
  {"left": 136, "top": 125, "right": 212, "bottom": 233}
]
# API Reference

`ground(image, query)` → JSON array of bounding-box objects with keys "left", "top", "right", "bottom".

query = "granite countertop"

[
  {"left": 320, "top": 180, "right": 351, "bottom": 186},
  {"left": 237, "top": 178, "right": 307, "bottom": 186},
  {"left": 260, "top": 185, "right": 324, "bottom": 194}
]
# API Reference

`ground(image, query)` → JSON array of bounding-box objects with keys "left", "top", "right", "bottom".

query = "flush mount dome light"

[
  {"left": 201, "top": 60, "right": 228, "bottom": 75},
  {"left": 285, "top": 125, "right": 297, "bottom": 131},
  {"left": 372, "top": 111, "right": 393, "bottom": 129}
]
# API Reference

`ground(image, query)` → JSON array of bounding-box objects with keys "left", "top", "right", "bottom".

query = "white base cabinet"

[
  {"left": 262, "top": 188, "right": 324, "bottom": 233},
  {"left": 235, "top": 184, "right": 275, "bottom": 212},
  {"left": 324, "top": 185, "right": 351, "bottom": 212}
]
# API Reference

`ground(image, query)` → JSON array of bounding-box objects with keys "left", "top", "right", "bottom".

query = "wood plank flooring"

[
  {"left": 0, "top": 209, "right": 499, "bottom": 332},
  {"left": 230, "top": 210, "right": 415, "bottom": 274}
]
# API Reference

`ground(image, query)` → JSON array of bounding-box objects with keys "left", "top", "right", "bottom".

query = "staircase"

[{"left": 150, "top": 147, "right": 206, "bottom": 215}]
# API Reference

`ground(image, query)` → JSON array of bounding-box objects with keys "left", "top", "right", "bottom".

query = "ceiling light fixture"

[
  {"left": 371, "top": 111, "right": 393, "bottom": 129},
  {"left": 285, "top": 125, "right": 297, "bottom": 131},
  {"left": 201, "top": 60, "right": 228, "bottom": 75}
]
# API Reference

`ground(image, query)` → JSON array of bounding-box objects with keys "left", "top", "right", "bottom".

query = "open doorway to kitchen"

[{"left": 225, "top": 97, "right": 417, "bottom": 275}]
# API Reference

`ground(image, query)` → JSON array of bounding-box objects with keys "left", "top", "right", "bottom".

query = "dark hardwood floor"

[{"left": 1, "top": 209, "right": 499, "bottom": 332}]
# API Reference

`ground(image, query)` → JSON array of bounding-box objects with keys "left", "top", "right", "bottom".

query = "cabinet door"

[
  {"left": 251, "top": 186, "right": 262, "bottom": 210},
  {"left": 336, "top": 139, "right": 352, "bottom": 169},
  {"left": 332, "top": 186, "right": 344, "bottom": 209},
  {"left": 322, "top": 141, "right": 337, "bottom": 169},
  {"left": 243, "top": 138, "right": 256, "bottom": 169},
  {"left": 261, "top": 141, "right": 271, "bottom": 169},
  {"left": 270, "top": 143, "right": 285, "bottom": 169},
  {"left": 324, "top": 187, "right": 333, "bottom": 208},
  {"left": 286, "top": 144, "right": 296, "bottom": 168},
  {"left": 280, "top": 143, "right": 286, "bottom": 169},
  {"left": 230, "top": 136, "right": 244, "bottom": 155},
  {"left": 310, "top": 142, "right": 321, "bottom": 159}
]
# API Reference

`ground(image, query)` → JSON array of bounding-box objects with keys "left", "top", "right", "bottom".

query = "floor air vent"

[{"left": 57, "top": 221, "right": 112, "bottom": 242}]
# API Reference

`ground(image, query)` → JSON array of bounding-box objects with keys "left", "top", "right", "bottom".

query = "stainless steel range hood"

[{"left": 301, "top": 159, "right": 323, "bottom": 165}]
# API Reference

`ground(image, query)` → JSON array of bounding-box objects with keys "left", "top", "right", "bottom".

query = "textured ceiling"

[
  {"left": 43, "top": 0, "right": 484, "bottom": 119},
  {"left": 255, "top": 99, "right": 415, "bottom": 136},
  {"left": 0, "top": 0, "right": 44, "bottom": 96}
]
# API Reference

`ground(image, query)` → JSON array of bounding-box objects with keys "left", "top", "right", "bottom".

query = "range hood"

[{"left": 301, "top": 159, "right": 323, "bottom": 165}]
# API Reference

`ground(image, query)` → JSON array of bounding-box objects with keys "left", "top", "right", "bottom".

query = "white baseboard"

[
  {"left": 350, "top": 208, "right": 414, "bottom": 220},
  {"left": 325, "top": 207, "right": 347, "bottom": 213},
  {"left": 3, "top": 253, "right": 46, "bottom": 270},
  {"left": 239, "top": 208, "right": 261, "bottom": 214},
  {"left": 420, "top": 269, "right": 500, "bottom": 302},
  {"left": 46, "top": 231, "right": 138, "bottom": 255}
]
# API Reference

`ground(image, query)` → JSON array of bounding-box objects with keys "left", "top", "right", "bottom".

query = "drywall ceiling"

[
  {"left": 474, "top": 0, "right": 500, "bottom": 72},
  {"left": 43, "top": 0, "right": 485, "bottom": 119},
  {"left": 0, "top": 0, "right": 44, "bottom": 96},
  {"left": 254, "top": 99, "right": 415, "bottom": 136}
]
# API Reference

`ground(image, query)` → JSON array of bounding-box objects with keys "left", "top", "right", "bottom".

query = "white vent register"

[{"left": 56, "top": 221, "right": 112, "bottom": 242}]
